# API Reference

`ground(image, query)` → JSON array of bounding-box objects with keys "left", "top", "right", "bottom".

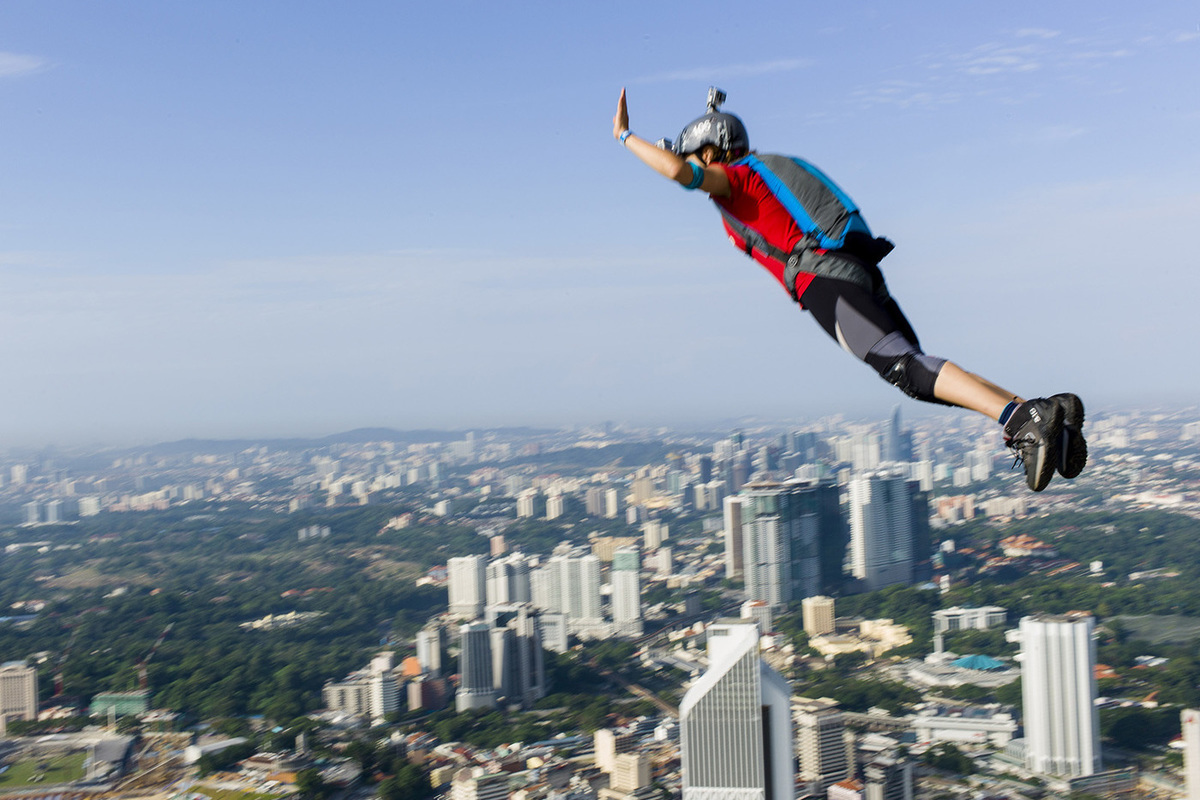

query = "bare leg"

[{"left": 933, "top": 361, "right": 1021, "bottom": 421}]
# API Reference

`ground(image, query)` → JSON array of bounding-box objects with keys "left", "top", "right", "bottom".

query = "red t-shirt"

[{"left": 711, "top": 162, "right": 815, "bottom": 301}]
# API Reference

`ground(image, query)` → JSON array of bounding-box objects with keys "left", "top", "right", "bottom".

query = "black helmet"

[{"left": 672, "top": 87, "right": 749, "bottom": 159}]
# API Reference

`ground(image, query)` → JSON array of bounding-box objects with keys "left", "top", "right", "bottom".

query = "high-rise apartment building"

[
  {"left": 739, "top": 479, "right": 843, "bottom": 611},
  {"left": 585, "top": 487, "right": 607, "bottom": 517},
  {"left": 485, "top": 552, "right": 532, "bottom": 607},
  {"left": 794, "top": 697, "right": 851, "bottom": 795},
  {"left": 416, "top": 625, "right": 443, "bottom": 677},
  {"left": 448, "top": 555, "right": 487, "bottom": 620},
  {"left": 1018, "top": 614, "right": 1102, "bottom": 778},
  {"left": 545, "top": 492, "right": 566, "bottom": 520},
  {"left": 740, "top": 600, "right": 773, "bottom": 634},
  {"left": 679, "top": 621, "right": 793, "bottom": 800},
  {"left": 531, "top": 547, "right": 603, "bottom": 631},
  {"left": 604, "top": 487, "right": 622, "bottom": 519},
  {"left": 611, "top": 546, "right": 643, "bottom": 637},
  {"left": 642, "top": 519, "right": 669, "bottom": 550},
  {"left": 0, "top": 661, "right": 37, "bottom": 735},
  {"left": 848, "top": 472, "right": 922, "bottom": 592},
  {"left": 723, "top": 495, "right": 744, "bottom": 580}
]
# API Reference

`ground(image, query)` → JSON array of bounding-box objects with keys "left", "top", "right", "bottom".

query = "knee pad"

[{"left": 879, "top": 353, "right": 948, "bottom": 404}]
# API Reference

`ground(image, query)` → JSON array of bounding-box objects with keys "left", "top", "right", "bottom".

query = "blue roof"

[{"left": 953, "top": 654, "right": 1006, "bottom": 671}]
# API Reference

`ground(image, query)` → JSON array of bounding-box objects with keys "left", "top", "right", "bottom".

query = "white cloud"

[
  {"left": 634, "top": 58, "right": 809, "bottom": 84},
  {"left": 1172, "top": 31, "right": 1200, "bottom": 44},
  {"left": 0, "top": 52, "right": 48, "bottom": 78},
  {"left": 1015, "top": 28, "right": 1060, "bottom": 40}
]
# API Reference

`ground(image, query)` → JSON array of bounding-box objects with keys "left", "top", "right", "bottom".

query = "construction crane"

[{"left": 136, "top": 623, "right": 174, "bottom": 690}]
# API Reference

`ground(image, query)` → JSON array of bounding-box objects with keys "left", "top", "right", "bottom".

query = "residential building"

[
  {"left": 723, "top": 495, "right": 744, "bottom": 581},
  {"left": 448, "top": 555, "right": 486, "bottom": 620},
  {"left": 611, "top": 546, "right": 643, "bottom": 637}
]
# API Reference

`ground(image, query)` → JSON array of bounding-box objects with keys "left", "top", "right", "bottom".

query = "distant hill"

[{"left": 140, "top": 426, "right": 557, "bottom": 455}]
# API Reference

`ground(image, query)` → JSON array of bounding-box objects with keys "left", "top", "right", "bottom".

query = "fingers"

[{"left": 614, "top": 87, "right": 629, "bottom": 139}]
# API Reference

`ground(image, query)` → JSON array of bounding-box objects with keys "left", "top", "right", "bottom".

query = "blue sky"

[{"left": 2, "top": 2, "right": 1198, "bottom": 445}]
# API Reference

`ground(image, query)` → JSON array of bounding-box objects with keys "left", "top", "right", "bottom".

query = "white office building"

[
  {"left": 1018, "top": 614, "right": 1102, "bottom": 778},
  {"left": 680, "top": 621, "right": 793, "bottom": 800}
]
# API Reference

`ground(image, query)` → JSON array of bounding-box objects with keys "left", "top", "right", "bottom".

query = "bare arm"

[{"left": 613, "top": 88, "right": 730, "bottom": 198}]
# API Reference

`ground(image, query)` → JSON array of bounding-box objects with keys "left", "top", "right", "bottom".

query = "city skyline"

[{"left": 2, "top": 3, "right": 1199, "bottom": 446}]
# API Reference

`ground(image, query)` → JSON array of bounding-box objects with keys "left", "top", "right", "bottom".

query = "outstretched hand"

[{"left": 613, "top": 88, "right": 629, "bottom": 140}]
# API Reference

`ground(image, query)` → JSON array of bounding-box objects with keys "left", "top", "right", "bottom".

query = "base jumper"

[{"left": 613, "top": 87, "right": 1086, "bottom": 492}]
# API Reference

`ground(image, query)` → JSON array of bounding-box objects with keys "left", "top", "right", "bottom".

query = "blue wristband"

[
  {"left": 619, "top": 129, "right": 633, "bottom": 146},
  {"left": 684, "top": 161, "right": 704, "bottom": 190}
]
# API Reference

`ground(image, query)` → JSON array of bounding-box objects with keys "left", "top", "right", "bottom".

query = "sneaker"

[
  {"left": 1003, "top": 398, "right": 1064, "bottom": 492},
  {"left": 1051, "top": 393, "right": 1087, "bottom": 479}
]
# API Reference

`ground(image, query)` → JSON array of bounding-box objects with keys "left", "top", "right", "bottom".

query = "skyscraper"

[
  {"left": 883, "top": 405, "right": 913, "bottom": 463},
  {"left": 456, "top": 621, "right": 496, "bottom": 712},
  {"left": 416, "top": 625, "right": 443, "bottom": 677},
  {"left": 679, "top": 621, "right": 793, "bottom": 800},
  {"left": 739, "top": 479, "right": 843, "bottom": 611},
  {"left": 448, "top": 555, "right": 487, "bottom": 620},
  {"left": 1018, "top": 614, "right": 1102, "bottom": 778},
  {"left": 848, "top": 472, "right": 920, "bottom": 592},
  {"left": 723, "top": 495, "right": 744, "bottom": 581},
  {"left": 611, "top": 546, "right": 643, "bottom": 637}
]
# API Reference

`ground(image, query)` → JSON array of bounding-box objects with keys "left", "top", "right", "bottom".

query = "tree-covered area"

[{"left": 0, "top": 504, "right": 476, "bottom": 721}]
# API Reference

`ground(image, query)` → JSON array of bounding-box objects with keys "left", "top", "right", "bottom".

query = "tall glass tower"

[
  {"left": 739, "top": 479, "right": 844, "bottom": 610},
  {"left": 848, "top": 472, "right": 919, "bottom": 592}
]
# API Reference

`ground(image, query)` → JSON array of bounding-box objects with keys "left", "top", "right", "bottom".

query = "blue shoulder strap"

[{"left": 734, "top": 154, "right": 870, "bottom": 249}]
